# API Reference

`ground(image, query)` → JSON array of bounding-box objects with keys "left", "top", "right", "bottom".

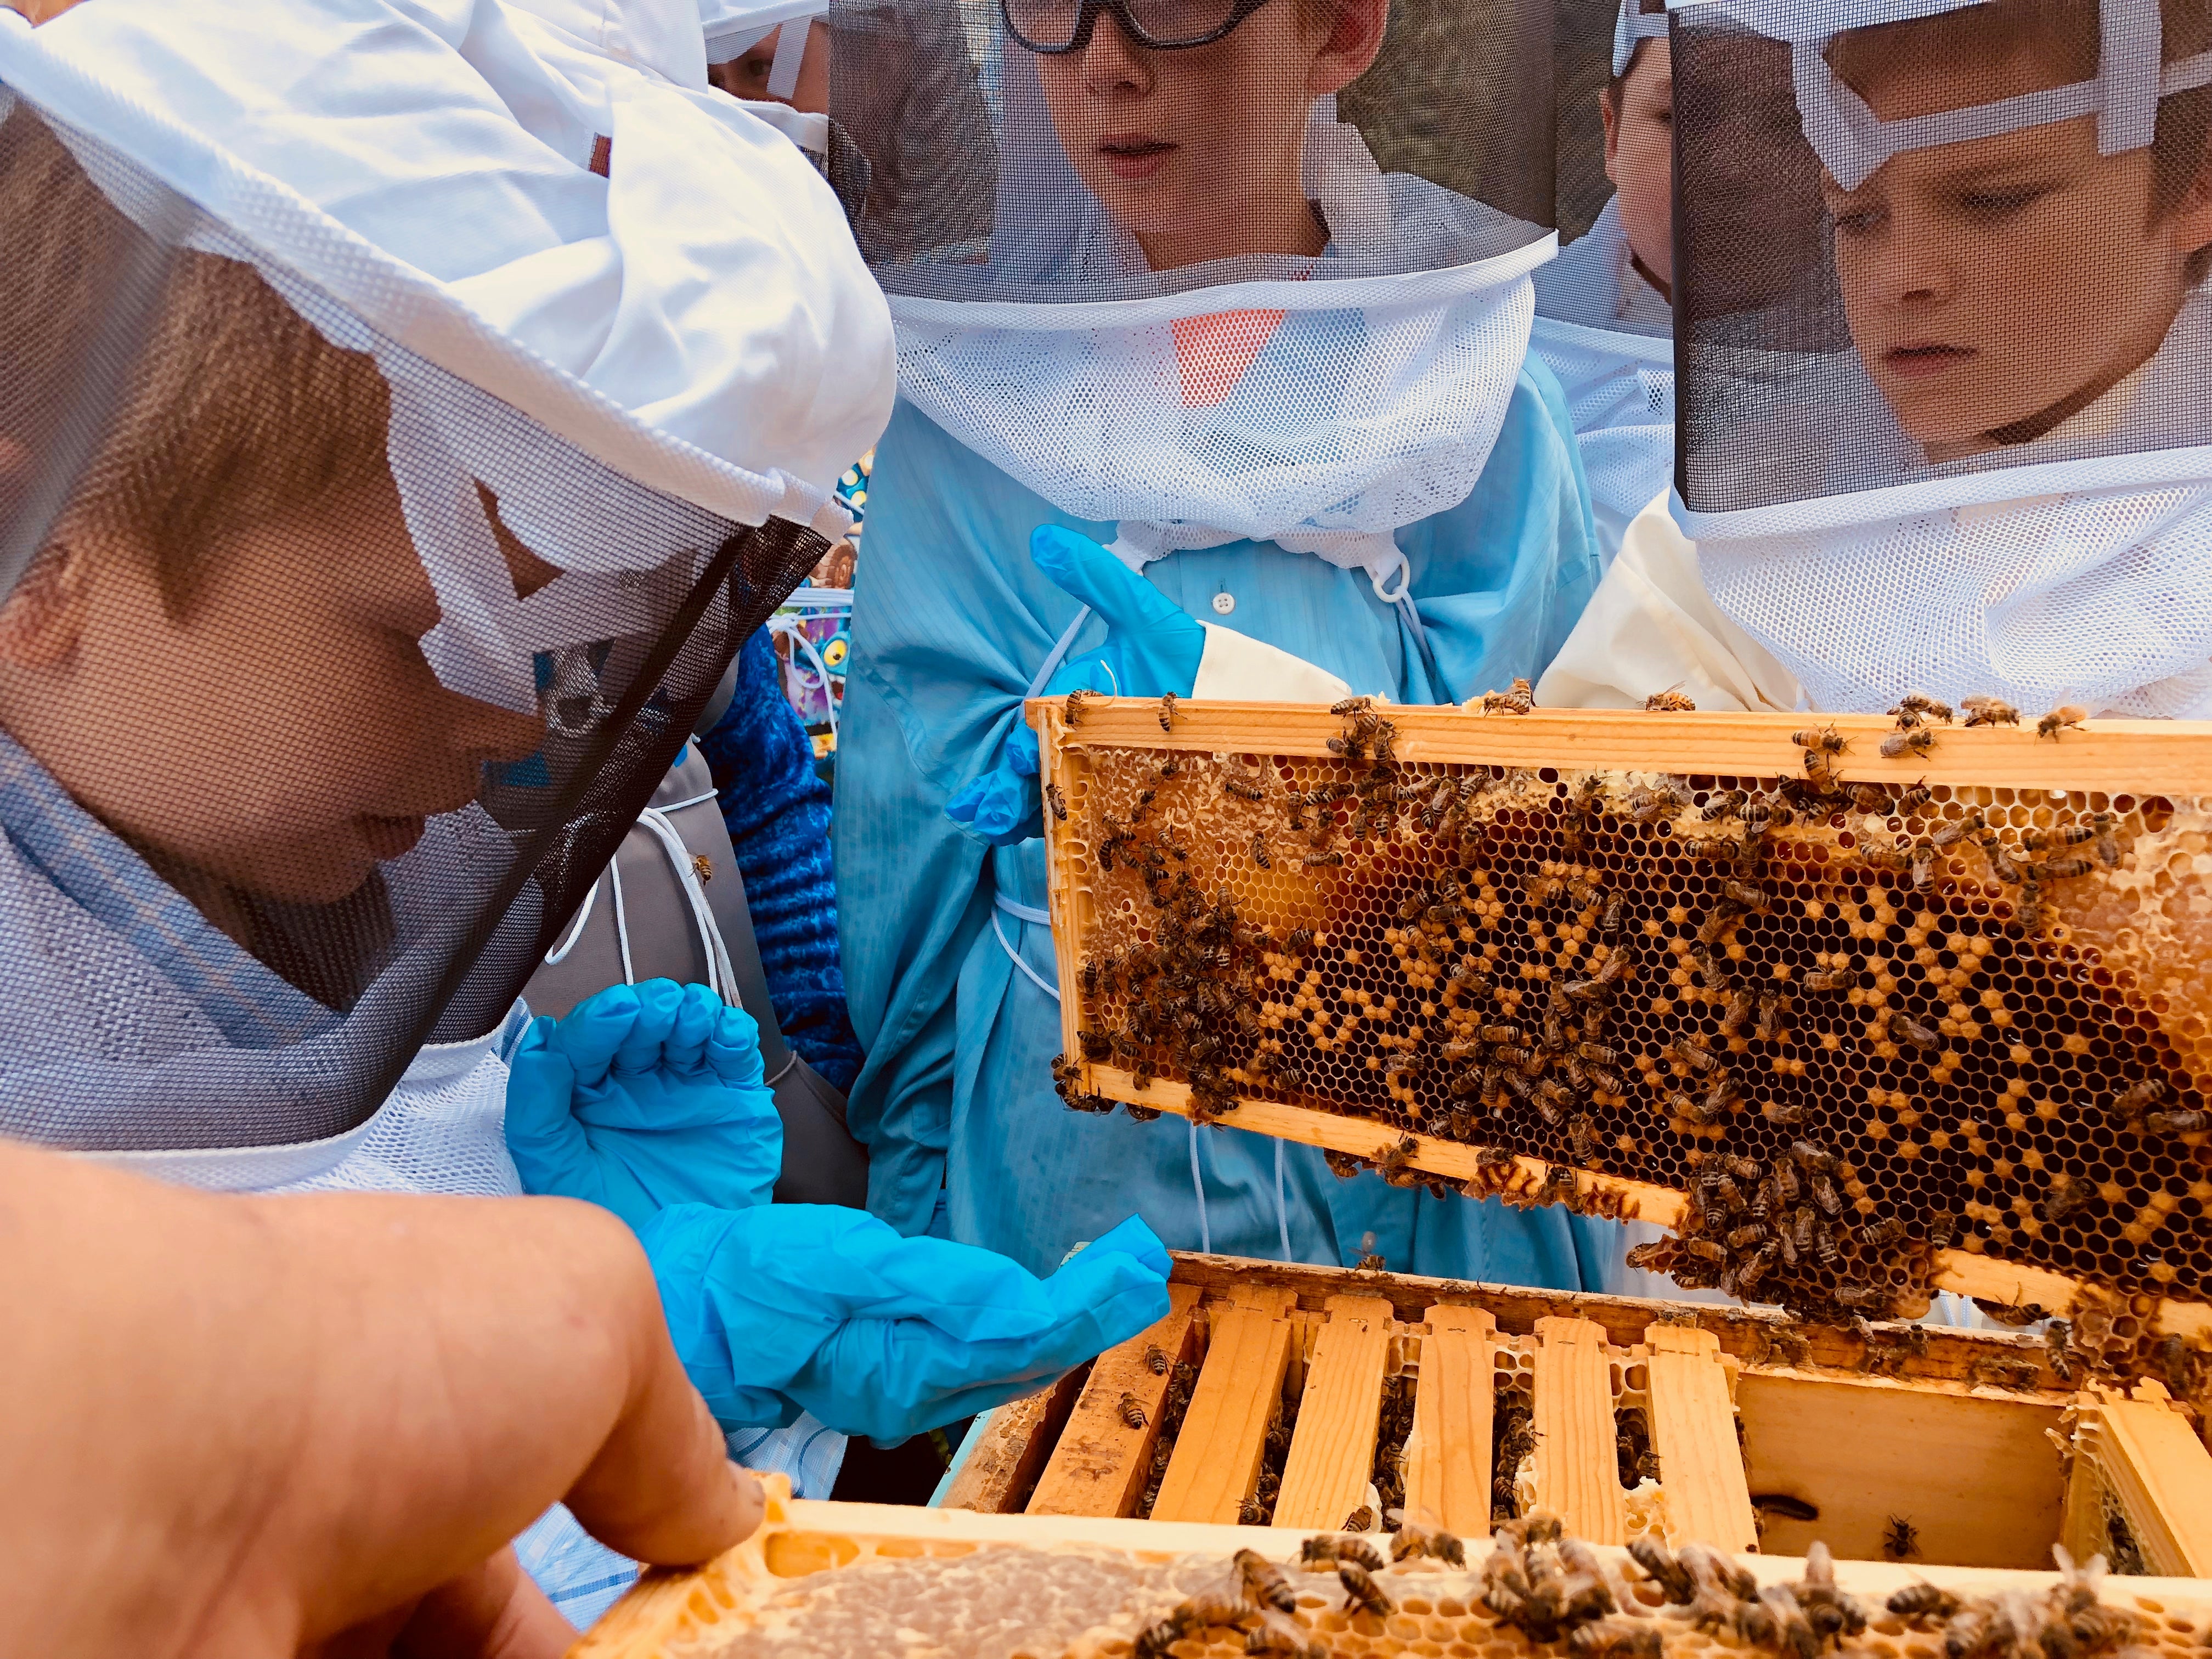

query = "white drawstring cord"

[
  {"left": 991, "top": 902, "right": 1061, "bottom": 1003},
  {"left": 539, "top": 788, "right": 742, "bottom": 1009},
  {"left": 543, "top": 878, "right": 599, "bottom": 966}
]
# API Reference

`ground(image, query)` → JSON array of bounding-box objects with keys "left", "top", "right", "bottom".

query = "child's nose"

[
  {"left": 1877, "top": 206, "right": 1958, "bottom": 308},
  {"left": 1081, "top": 9, "right": 1154, "bottom": 94}
]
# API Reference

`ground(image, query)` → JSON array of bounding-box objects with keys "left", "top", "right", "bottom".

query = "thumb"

[{"left": 1030, "top": 525, "right": 1185, "bottom": 634}]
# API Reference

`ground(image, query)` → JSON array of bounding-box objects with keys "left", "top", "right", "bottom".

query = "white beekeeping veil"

[
  {"left": 829, "top": 0, "right": 1561, "bottom": 600},
  {"left": 1668, "top": 0, "right": 2212, "bottom": 715},
  {"left": 1534, "top": 0, "right": 1678, "bottom": 565},
  {"left": 0, "top": 0, "right": 892, "bottom": 1154}
]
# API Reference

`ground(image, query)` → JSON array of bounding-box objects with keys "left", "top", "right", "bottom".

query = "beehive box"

[
  {"left": 1030, "top": 701, "right": 2212, "bottom": 1375},
  {"left": 932, "top": 1252, "right": 2212, "bottom": 1581},
  {"left": 572, "top": 1472, "right": 2212, "bottom": 1659}
]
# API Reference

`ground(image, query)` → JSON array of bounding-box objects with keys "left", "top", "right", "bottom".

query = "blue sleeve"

[
  {"left": 1404, "top": 359, "right": 1605, "bottom": 701},
  {"left": 695, "top": 628, "right": 865, "bottom": 1094},
  {"left": 835, "top": 402, "right": 1108, "bottom": 1234}
]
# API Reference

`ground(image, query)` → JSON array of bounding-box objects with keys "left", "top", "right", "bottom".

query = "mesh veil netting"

[
  {"left": 826, "top": 0, "right": 1561, "bottom": 575},
  {"left": 0, "top": 99, "right": 827, "bottom": 1153},
  {"left": 1668, "top": 0, "right": 2212, "bottom": 715}
]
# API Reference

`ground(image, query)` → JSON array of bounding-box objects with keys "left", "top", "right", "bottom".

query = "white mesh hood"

[
  {"left": 3, "top": 0, "right": 893, "bottom": 538},
  {"left": 1666, "top": 0, "right": 2212, "bottom": 714},
  {"left": 832, "top": 0, "right": 1562, "bottom": 579}
]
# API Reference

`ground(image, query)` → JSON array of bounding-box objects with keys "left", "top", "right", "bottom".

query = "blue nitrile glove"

[
  {"left": 504, "top": 979, "right": 782, "bottom": 1229},
  {"left": 645, "top": 1205, "right": 1172, "bottom": 1442},
  {"left": 946, "top": 525, "right": 1206, "bottom": 844}
]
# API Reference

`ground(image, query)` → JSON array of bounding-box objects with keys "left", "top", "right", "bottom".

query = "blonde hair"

[{"left": 0, "top": 105, "right": 392, "bottom": 614}]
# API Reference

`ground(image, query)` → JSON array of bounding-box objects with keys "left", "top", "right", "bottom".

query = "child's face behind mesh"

[
  {"left": 1823, "top": 37, "right": 2212, "bottom": 462},
  {"left": 1604, "top": 39, "right": 1673, "bottom": 290},
  {"left": 0, "top": 471, "right": 547, "bottom": 911},
  {"left": 1034, "top": 0, "right": 1387, "bottom": 272}
]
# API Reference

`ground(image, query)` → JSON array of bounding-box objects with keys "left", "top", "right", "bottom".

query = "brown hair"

[
  {"left": 1826, "top": 0, "right": 2212, "bottom": 285},
  {"left": 0, "top": 105, "right": 392, "bottom": 615}
]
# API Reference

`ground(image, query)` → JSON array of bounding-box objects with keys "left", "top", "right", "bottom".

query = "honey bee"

[
  {"left": 1118, "top": 1391, "right": 1149, "bottom": 1429},
  {"left": 1376, "top": 1135, "right": 1421, "bottom": 1186},
  {"left": 1301, "top": 1533, "right": 1387, "bottom": 1572},
  {"left": 1480, "top": 678, "right": 1536, "bottom": 715},
  {"left": 1891, "top": 691, "right": 1953, "bottom": 724},
  {"left": 2036, "top": 704, "right": 2088, "bottom": 740},
  {"left": 1719, "top": 986, "right": 1756, "bottom": 1036},
  {"left": 1752, "top": 991, "right": 1787, "bottom": 1042},
  {"left": 1931, "top": 808, "right": 1985, "bottom": 849},
  {"left": 1338, "top": 1561, "right": 1396, "bottom": 1618},
  {"left": 1568, "top": 1115, "right": 1600, "bottom": 1162},
  {"left": 1230, "top": 1548, "right": 1300, "bottom": 1615},
  {"left": 1887, "top": 1011, "right": 1941, "bottom": 1052},
  {"left": 2035, "top": 1176, "right": 2096, "bottom": 1224},
  {"left": 1887, "top": 1584, "right": 1962, "bottom": 1621},
  {"left": 1342, "top": 1504, "right": 1376, "bottom": 1532},
  {"left": 1043, "top": 782, "right": 1069, "bottom": 822},
  {"left": 1325, "top": 1149, "right": 1365, "bottom": 1179},
  {"left": 1720, "top": 877, "right": 1770, "bottom": 913},
  {"left": 1250, "top": 830, "right": 1271, "bottom": 870},
  {"left": 1627, "top": 783, "right": 1690, "bottom": 824},
  {"left": 1645, "top": 687, "right": 1697, "bottom": 712},
  {"left": 1158, "top": 690, "right": 1178, "bottom": 731},
  {"left": 1881, "top": 727, "right": 1935, "bottom": 759},
  {"left": 1960, "top": 695, "right": 2020, "bottom": 728},
  {"left": 1390, "top": 1520, "right": 1467, "bottom": 1567},
  {"left": 1568, "top": 1621, "right": 1663, "bottom": 1659},
  {"left": 1792, "top": 724, "right": 1848, "bottom": 756},
  {"left": 1157, "top": 754, "right": 1183, "bottom": 780},
  {"left": 1882, "top": 1516, "right": 1921, "bottom": 1561},
  {"left": 2147, "top": 1108, "right": 2211, "bottom": 1136},
  {"left": 1224, "top": 771, "right": 1269, "bottom": 801},
  {"left": 2036, "top": 854, "right": 2095, "bottom": 879},
  {"left": 1145, "top": 1342, "right": 1171, "bottom": 1374},
  {"left": 1701, "top": 787, "right": 1748, "bottom": 821},
  {"left": 2114, "top": 1075, "right": 2170, "bottom": 1122},
  {"left": 2091, "top": 810, "right": 2121, "bottom": 867},
  {"left": 1244, "top": 1614, "right": 1326, "bottom": 1658},
  {"left": 1303, "top": 850, "right": 1344, "bottom": 867},
  {"left": 1668, "top": 1037, "right": 1720, "bottom": 1072},
  {"left": 1064, "top": 687, "right": 1099, "bottom": 725}
]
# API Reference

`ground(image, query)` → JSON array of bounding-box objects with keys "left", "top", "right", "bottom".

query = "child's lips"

[
  {"left": 1883, "top": 341, "right": 1976, "bottom": 380},
  {"left": 358, "top": 814, "right": 427, "bottom": 861},
  {"left": 1098, "top": 132, "right": 1175, "bottom": 181}
]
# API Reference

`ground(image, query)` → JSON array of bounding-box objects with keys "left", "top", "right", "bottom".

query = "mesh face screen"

[
  {"left": 1672, "top": 0, "right": 2212, "bottom": 520},
  {"left": 1043, "top": 704, "right": 2212, "bottom": 1359},
  {"left": 0, "top": 105, "right": 825, "bottom": 1153},
  {"left": 827, "top": 0, "right": 1554, "bottom": 304}
]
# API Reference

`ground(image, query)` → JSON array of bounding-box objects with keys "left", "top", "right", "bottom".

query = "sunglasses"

[{"left": 1001, "top": 0, "right": 1276, "bottom": 54}]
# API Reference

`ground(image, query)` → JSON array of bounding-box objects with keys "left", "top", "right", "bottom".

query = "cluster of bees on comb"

[
  {"left": 1056, "top": 689, "right": 2212, "bottom": 1348},
  {"left": 1113, "top": 1514, "right": 2148, "bottom": 1659}
]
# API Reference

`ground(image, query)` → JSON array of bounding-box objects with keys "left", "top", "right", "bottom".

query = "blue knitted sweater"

[{"left": 695, "top": 627, "right": 864, "bottom": 1093}]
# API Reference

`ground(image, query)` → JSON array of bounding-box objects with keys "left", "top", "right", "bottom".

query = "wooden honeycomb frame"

[
  {"left": 1031, "top": 701, "right": 2212, "bottom": 1345},
  {"left": 571, "top": 1475, "right": 2212, "bottom": 1659},
  {"left": 936, "top": 1254, "right": 2209, "bottom": 1573}
]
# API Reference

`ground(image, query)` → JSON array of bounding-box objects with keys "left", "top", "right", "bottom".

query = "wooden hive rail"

[
  {"left": 1150, "top": 1286, "right": 1297, "bottom": 1525},
  {"left": 1530, "top": 1315, "right": 1627, "bottom": 1544},
  {"left": 1026, "top": 1284, "right": 1203, "bottom": 1518},
  {"left": 1644, "top": 1322, "right": 1758, "bottom": 1553},
  {"left": 1272, "top": 1294, "right": 1397, "bottom": 1530},
  {"left": 2066, "top": 1383, "right": 2212, "bottom": 1577},
  {"left": 1403, "top": 1301, "right": 1499, "bottom": 1534}
]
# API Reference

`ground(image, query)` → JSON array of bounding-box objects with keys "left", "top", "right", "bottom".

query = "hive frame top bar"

[{"left": 1024, "top": 701, "right": 2212, "bottom": 794}]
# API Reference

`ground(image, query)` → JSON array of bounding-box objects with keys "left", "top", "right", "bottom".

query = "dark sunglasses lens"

[
  {"left": 1004, "top": 0, "right": 1087, "bottom": 47},
  {"left": 1124, "top": 0, "right": 1246, "bottom": 43}
]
